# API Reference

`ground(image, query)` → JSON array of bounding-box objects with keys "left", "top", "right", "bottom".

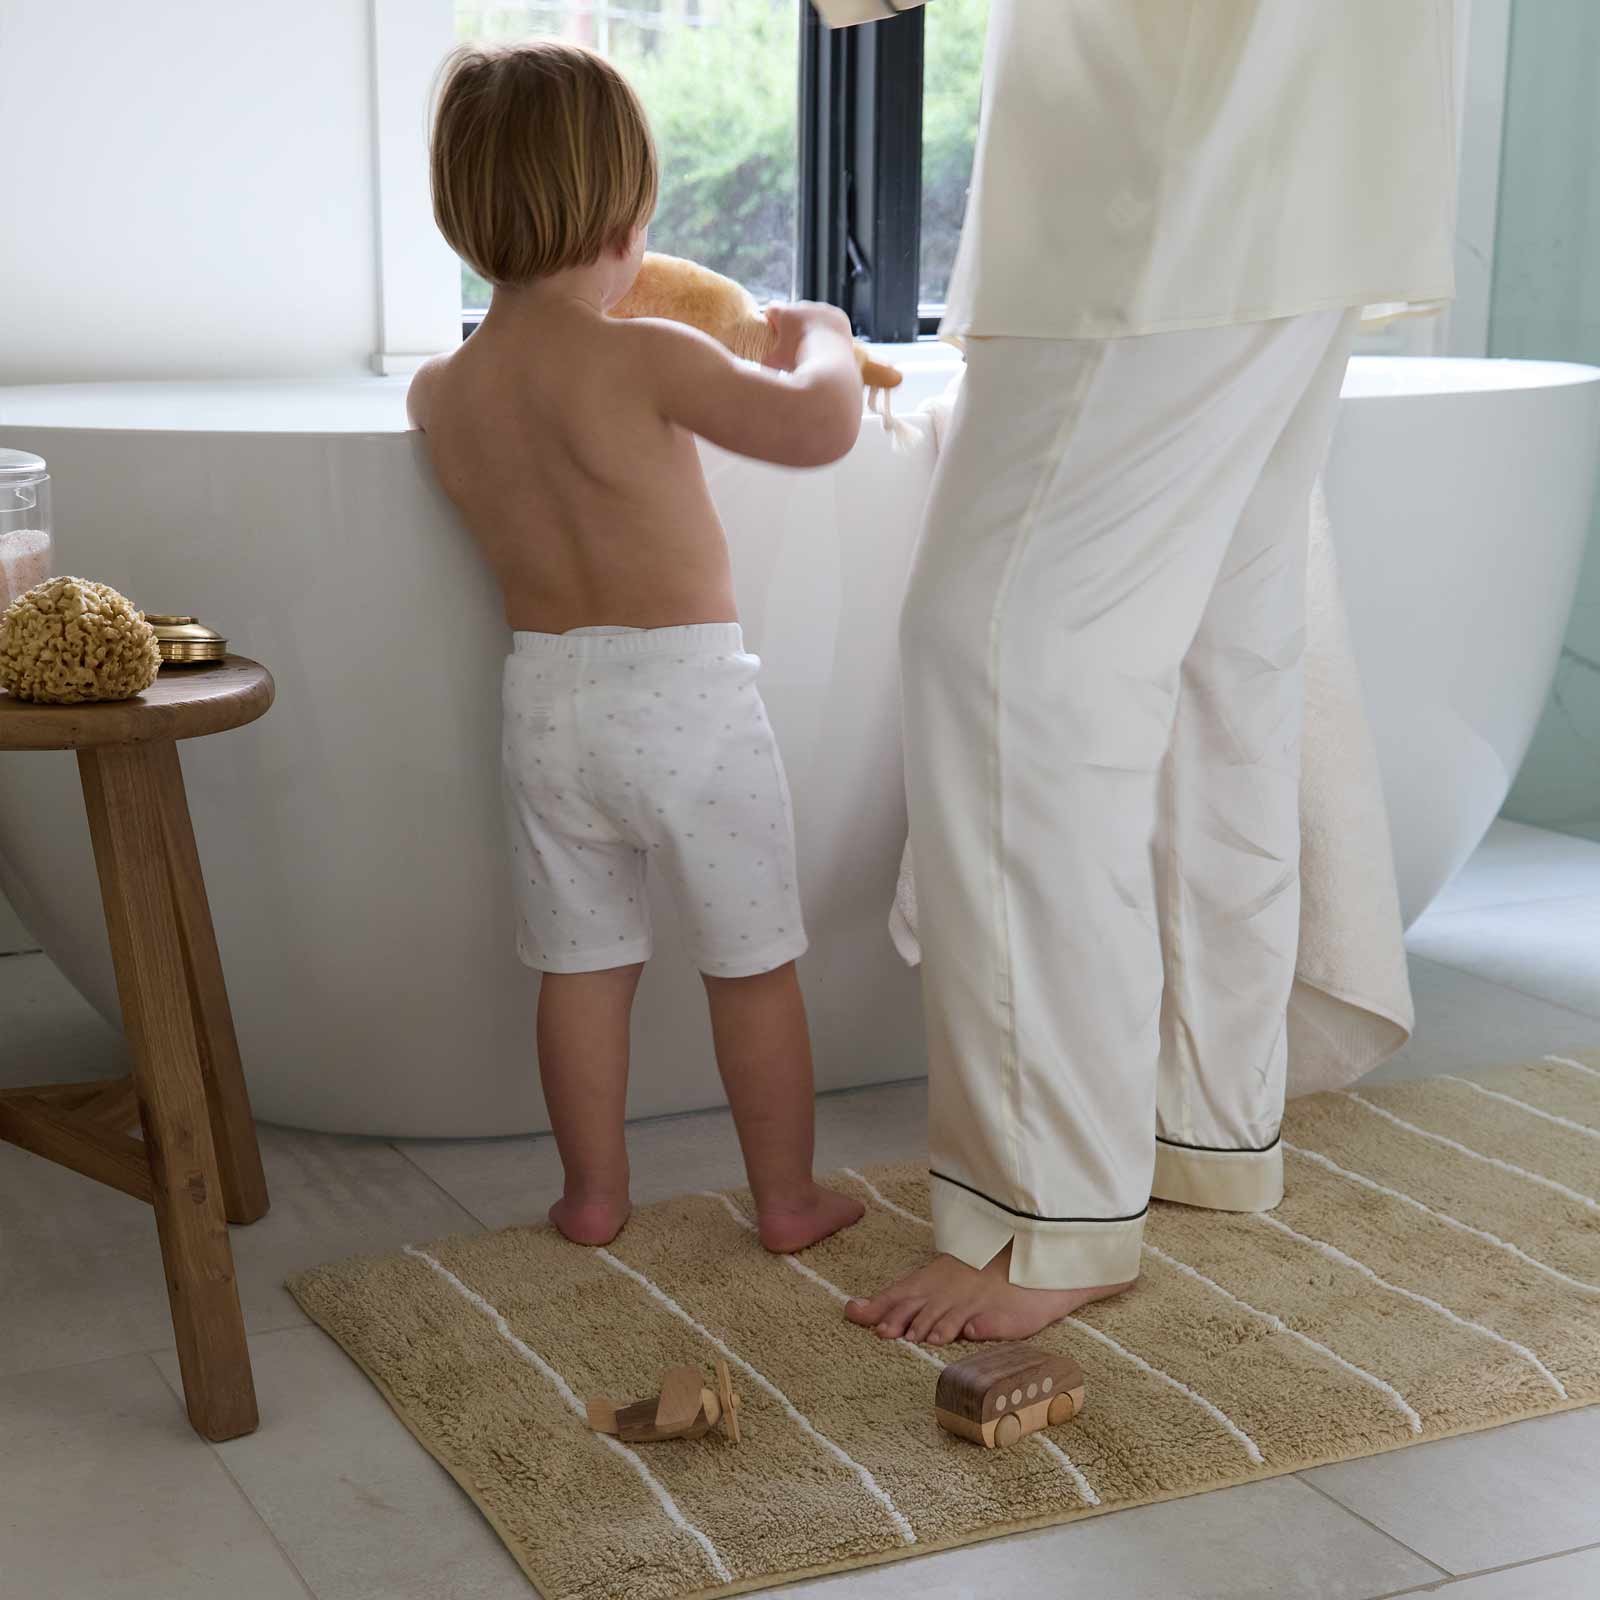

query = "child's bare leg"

[
  {"left": 538, "top": 963, "right": 643, "bottom": 1245},
  {"left": 702, "top": 961, "right": 863, "bottom": 1252}
]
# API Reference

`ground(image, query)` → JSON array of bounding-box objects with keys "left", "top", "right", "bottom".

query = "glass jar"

[{"left": 0, "top": 449, "right": 53, "bottom": 611}]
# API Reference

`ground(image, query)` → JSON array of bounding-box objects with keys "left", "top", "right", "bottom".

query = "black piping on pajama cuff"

[{"left": 930, "top": 1169, "right": 1151, "bottom": 1226}]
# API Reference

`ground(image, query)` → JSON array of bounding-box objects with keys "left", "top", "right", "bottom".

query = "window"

[
  {"left": 918, "top": 0, "right": 987, "bottom": 316},
  {"left": 452, "top": 3, "right": 986, "bottom": 342},
  {"left": 454, "top": 2, "right": 802, "bottom": 311}
]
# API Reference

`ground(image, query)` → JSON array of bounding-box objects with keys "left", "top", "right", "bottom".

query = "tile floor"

[{"left": 1, "top": 818, "right": 1597, "bottom": 1600}]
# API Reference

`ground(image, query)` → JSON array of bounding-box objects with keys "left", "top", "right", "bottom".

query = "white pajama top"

[{"left": 813, "top": 0, "right": 1457, "bottom": 338}]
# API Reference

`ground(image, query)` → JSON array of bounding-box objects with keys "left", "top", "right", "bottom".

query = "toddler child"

[{"left": 408, "top": 37, "right": 866, "bottom": 1253}]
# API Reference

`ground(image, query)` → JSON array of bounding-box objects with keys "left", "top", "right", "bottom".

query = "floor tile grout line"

[
  {"left": 1293, "top": 1473, "right": 1453, "bottom": 1580},
  {"left": 1407, "top": 953, "right": 1600, "bottom": 1026},
  {"left": 0, "top": 1345, "right": 199, "bottom": 1384},
  {"left": 140, "top": 1352, "right": 321, "bottom": 1600},
  {"left": 1414, "top": 888, "right": 1600, "bottom": 921},
  {"left": 1364, "top": 1535, "right": 1600, "bottom": 1599},
  {"left": 1, "top": 1320, "right": 317, "bottom": 1384},
  {"left": 388, "top": 1138, "right": 503, "bottom": 1230},
  {"left": 209, "top": 1454, "right": 322, "bottom": 1600},
  {"left": 133, "top": 1320, "right": 320, "bottom": 1364}
]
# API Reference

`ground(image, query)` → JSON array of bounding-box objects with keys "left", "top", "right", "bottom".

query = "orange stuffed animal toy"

[{"left": 610, "top": 252, "right": 905, "bottom": 421}]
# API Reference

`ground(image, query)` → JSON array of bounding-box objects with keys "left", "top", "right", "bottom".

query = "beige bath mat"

[{"left": 288, "top": 1057, "right": 1600, "bottom": 1599}]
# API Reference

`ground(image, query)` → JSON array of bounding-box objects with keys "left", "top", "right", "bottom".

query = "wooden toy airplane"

[{"left": 586, "top": 1358, "right": 742, "bottom": 1445}]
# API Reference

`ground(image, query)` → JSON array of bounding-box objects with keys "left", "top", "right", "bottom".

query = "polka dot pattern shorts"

[{"left": 501, "top": 623, "right": 809, "bottom": 977}]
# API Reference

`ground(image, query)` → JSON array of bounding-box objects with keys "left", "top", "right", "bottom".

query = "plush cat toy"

[{"left": 610, "top": 252, "right": 906, "bottom": 426}]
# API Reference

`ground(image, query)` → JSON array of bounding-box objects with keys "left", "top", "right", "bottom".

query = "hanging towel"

[{"left": 889, "top": 407, "right": 1413, "bottom": 1098}]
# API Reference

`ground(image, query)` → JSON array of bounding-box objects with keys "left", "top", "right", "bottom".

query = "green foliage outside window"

[
  {"left": 920, "top": 0, "right": 989, "bottom": 306},
  {"left": 454, "top": 0, "right": 988, "bottom": 316}
]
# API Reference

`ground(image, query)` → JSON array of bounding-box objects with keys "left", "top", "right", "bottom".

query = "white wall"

[{"left": 0, "top": 0, "right": 455, "bottom": 384}]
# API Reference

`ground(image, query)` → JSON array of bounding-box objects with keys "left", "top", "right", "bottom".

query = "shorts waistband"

[{"left": 511, "top": 622, "right": 746, "bottom": 660}]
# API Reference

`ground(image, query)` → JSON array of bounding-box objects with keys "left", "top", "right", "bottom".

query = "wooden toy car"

[
  {"left": 586, "top": 1358, "right": 742, "bottom": 1445},
  {"left": 934, "top": 1343, "right": 1085, "bottom": 1448}
]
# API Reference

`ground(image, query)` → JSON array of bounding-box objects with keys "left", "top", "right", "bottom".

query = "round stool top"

[{"left": 0, "top": 656, "right": 273, "bottom": 751}]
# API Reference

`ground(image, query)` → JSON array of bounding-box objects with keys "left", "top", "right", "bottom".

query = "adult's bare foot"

[
  {"left": 844, "top": 1243, "right": 1135, "bottom": 1345},
  {"left": 549, "top": 1192, "right": 630, "bottom": 1247},
  {"left": 758, "top": 1184, "right": 865, "bottom": 1254}
]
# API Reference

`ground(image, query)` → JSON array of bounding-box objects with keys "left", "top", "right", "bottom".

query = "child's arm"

[{"left": 641, "top": 305, "right": 864, "bottom": 469}]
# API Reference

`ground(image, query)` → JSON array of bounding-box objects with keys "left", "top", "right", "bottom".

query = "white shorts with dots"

[{"left": 501, "top": 622, "right": 809, "bottom": 977}]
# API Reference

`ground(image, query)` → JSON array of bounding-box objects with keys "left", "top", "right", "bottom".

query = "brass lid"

[{"left": 146, "top": 614, "right": 227, "bottom": 665}]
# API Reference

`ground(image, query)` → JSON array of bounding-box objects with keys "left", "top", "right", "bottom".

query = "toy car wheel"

[
  {"left": 1047, "top": 1392, "right": 1076, "bottom": 1426},
  {"left": 993, "top": 1413, "right": 1022, "bottom": 1448}
]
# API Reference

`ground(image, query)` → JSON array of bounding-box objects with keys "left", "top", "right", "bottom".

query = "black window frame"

[
  {"left": 463, "top": 2, "right": 935, "bottom": 345},
  {"left": 799, "top": 2, "right": 927, "bottom": 343}
]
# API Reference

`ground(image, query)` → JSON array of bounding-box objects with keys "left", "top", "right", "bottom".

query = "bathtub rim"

[
  {"left": 1340, "top": 355, "right": 1600, "bottom": 400},
  {"left": 2, "top": 354, "right": 1597, "bottom": 440}
]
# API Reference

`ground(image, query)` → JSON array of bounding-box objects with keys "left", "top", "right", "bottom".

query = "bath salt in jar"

[{"left": 0, "top": 449, "right": 52, "bottom": 611}]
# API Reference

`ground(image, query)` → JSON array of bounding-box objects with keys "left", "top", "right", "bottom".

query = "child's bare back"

[{"left": 409, "top": 274, "right": 860, "bottom": 635}]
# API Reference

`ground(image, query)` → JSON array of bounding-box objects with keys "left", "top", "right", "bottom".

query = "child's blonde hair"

[{"left": 430, "top": 38, "right": 658, "bottom": 287}]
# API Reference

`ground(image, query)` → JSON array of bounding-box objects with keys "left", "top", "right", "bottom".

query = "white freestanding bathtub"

[{"left": 1, "top": 353, "right": 1596, "bottom": 1135}]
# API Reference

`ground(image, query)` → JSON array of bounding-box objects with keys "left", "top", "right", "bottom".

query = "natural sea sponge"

[{"left": 0, "top": 576, "right": 163, "bottom": 703}]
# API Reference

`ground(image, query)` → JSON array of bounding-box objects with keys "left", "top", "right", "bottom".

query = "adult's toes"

[
  {"left": 844, "top": 1295, "right": 886, "bottom": 1327},
  {"left": 926, "top": 1309, "right": 970, "bottom": 1346},
  {"left": 961, "top": 1311, "right": 1010, "bottom": 1342},
  {"left": 875, "top": 1300, "right": 919, "bottom": 1340},
  {"left": 904, "top": 1302, "right": 948, "bottom": 1345}
]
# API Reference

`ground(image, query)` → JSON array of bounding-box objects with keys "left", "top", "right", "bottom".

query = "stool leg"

[
  {"left": 79, "top": 745, "right": 258, "bottom": 1442},
  {"left": 146, "top": 742, "right": 270, "bottom": 1225}
]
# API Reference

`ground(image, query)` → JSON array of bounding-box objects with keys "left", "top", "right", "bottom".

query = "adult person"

[{"left": 815, "top": 0, "right": 1457, "bottom": 1344}]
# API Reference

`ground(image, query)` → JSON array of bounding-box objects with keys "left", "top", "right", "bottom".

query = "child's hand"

[{"left": 762, "top": 301, "right": 853, "bottom": 372}]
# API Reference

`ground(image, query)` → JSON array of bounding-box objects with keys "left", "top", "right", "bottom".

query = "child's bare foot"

[
  {"left": 757, "top": 1184, "right": 865, "bottom": 1254},
  {"left": 844, "top": 1243, "right": 1135, "bottom": 1345},
  {"left": 549, "top": 1192, "right": 631, "bottom": 1247}
]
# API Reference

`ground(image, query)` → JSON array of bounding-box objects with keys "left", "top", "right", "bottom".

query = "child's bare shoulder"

[
  {"left": 404, "top": 351, "right": 454, "bottom": 432},
  {"left": 609, "top": 315, "right": 735, "bottom": 378}
]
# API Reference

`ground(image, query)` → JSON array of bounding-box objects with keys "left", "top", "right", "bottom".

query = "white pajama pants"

[{"left": 901, "top": 309, "right": 1359, "bottom": 1290}]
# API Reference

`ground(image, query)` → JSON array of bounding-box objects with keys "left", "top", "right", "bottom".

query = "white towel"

[{"left": 889, "top": 435, "right": 1413, "bottom": 1098}]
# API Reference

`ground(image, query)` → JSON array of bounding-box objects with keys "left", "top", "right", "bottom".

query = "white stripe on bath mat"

[
  {"left": 1142, "top": 1243, "right": 1423, "bottom": 1435},
  {"left": 700, "top": 1189, "right": 1102, "bottom": 1507},
  {"left": 401, "top": 1245, "right": 733, "bottom": 1586},
  {"left": 1345, "top": 1093, "right": 1600, "bottom": 1215},
  {"left": 840, "top": 1167, "right": 933, "bottom": 1230},
  {"left": 1251, "top": 1214, "right": 1567, "bottom": 1399},
  {"left": 1546, "top": 1054, "right": 1600, "bottom": 1082},
  {"left": 1284, "top": 1142, "right": 1600, "bottom": 1297},
  {"left": 702, "top": 1192, "right": 893, "bottom": 1325},
  {"left": 1032, "top": 1436, "right": 1100, "bottom": 1504},
  {"left": 1441, "top": 1074, "right": 1600, "bottom": 1141},
  {"left": 832, "top": 1181, "right": 1265, "bottom": 1474},
  {"left": 705, "top": 1188, "right": 757, "bottom": 1230},
  {"left": 1061, "top": 1313, "right": 1265, "bottom": 1467},
  {"left": 595, "top": 1244, "right": 917, "bottom": 1545}
]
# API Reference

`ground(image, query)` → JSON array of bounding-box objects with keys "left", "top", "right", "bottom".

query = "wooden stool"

[{"left": 0, "top": 657, "right": 274, "bottom": 1441}]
